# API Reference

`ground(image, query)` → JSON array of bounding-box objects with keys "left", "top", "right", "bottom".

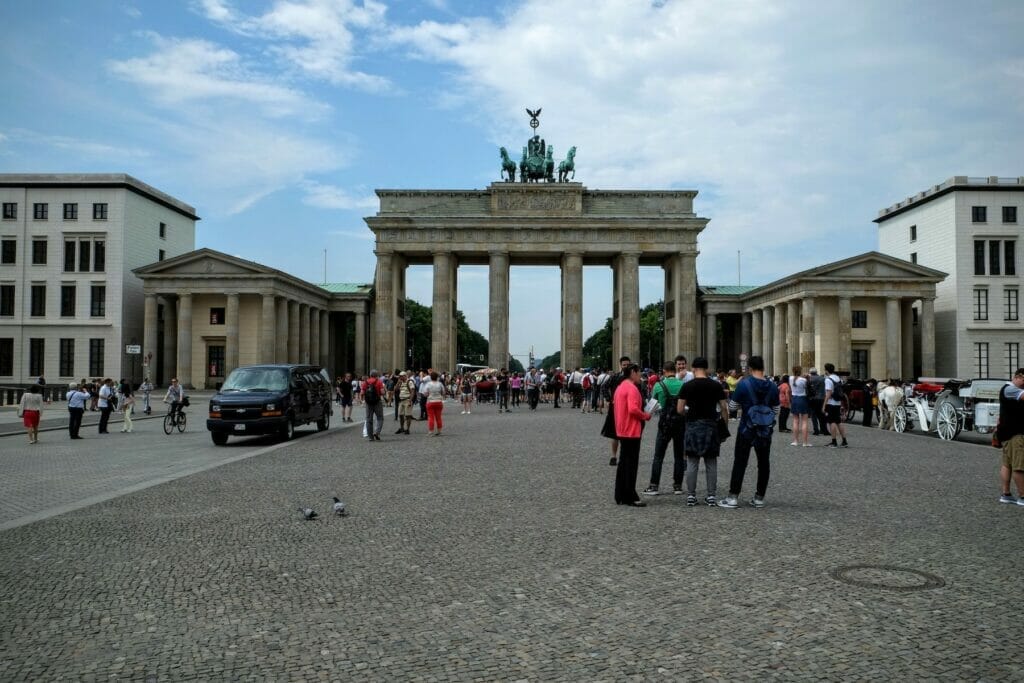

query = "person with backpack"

[
  {"left": 678, "top": 356, "right": 730, "bottom": 506},
  {"left": 718, "top": 355, "right": 780, "bottom": 509},
  {"left": 822, "top": 362, "right": 849, "bottom": 448},
  {"left": 362, "top": 370, "right": 386, "bottom": 441},
  {"left": 642, "top": 361, "right": 687, "bottom": 496},
  {"left": 394, "top": 371, "right": 416, "bottom": 435}
]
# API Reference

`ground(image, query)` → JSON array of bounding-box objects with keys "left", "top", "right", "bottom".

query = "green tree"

[
  {"left": 582, "top": 317, "right": 613, "bottom": 369},
  {"left": 456, "top": 309, "right": 489, "bottom": 365},
  {"left": 507, "top": 357, "right": 525, "bottom": 373},
  {"left": 404, "top": 299, "right": 433, "bottom": 370},
  {"left": 639, "top": 301, "right": 665, "bottom": 370},
  {"left": 537, "top": 351, "right": 561, "bottom": 370}
]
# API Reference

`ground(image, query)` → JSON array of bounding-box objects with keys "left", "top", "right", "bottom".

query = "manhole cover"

[{"left": 829, "top": 565, "right": 945, "bottom": 592}]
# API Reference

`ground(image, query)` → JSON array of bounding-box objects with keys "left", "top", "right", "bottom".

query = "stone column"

[
  {"left": 762, "top": 307, "right": 773, "bottom": 369},
  {"left": 800, "top": 297, "right": 815, "bottom": 369},
  {"left": 260, "top": 293, "right": 276, "bottom": 363},
  {"left": 772, "top": 304, "right": 786, "bottom": 375},
  {"left": 751, "top": 308, "right": 762, "bottom": 357},
  {"left": 225, "top": 292, "right": 240, "bottom": 377},
  {"left": 176, "top": 293, "right": 193, "bottom": 388},
  {"left": 678, "top": 252, "right": 698, "bottom": 359},
  {"left": 374, "top": 252, "right": 395, "bottom": 372},
  {"left": 885, "top": 297, "right": 901, "bottom": 380},
  {"left": 618, "top": 252, "right": 641, "bottom": 362},
  {"left": 786, "top": 300, "right": 800, "bottom": 371},
  {"left": 299, "top": 303, "right": 310, "bottom": 364},
  {"left": 143, "top": 294, "right": 158, "bottom": 376},
  {"left": 319, "top": 310, "right": 330, "bottom": 370},
  {"left": 288, "top": 300, "right": 300, "bottom": 363},
  {"left": 837, "top": 296, "right": 852, "bottom": 373},
  {"left": 488, "top": 251, "right": 510, "bottom": 370},
  {"left": 161, "top": 296, "right": 176, "bottom": 385},
  {"left": 706, "top": 312, "right": 718, "bottom": 369},
  {"left": 310, "top": 306, "right": 320, "bottom": 367},
  {"left": 901, "top": 300, "right": 914, "bottom": 380},
  {"left": 275, "top": 297, "right": 288, "bottom": 364},
  {"left": 741, "top": 312, "right": 751, "bottom": 359},
  {"left": 354, "top": 310, "right": 367, "bottom": 375},
  {"left": 920, "top": 297, "right": 936, "bottom": 377},
  {"left": 431, "top": 251, "right": 455, "bottom": 372},
  {"left": 561, "top": 252, "right": 583, "bottom": 371}
]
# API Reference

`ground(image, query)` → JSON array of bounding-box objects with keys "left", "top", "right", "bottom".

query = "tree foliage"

[
  {"left": 537, "top": 351, "right": 561, "bottom": 370},
  {"left": 582, "top": 318, "right": 613, "bottom": 369},
  {"left": 403, "top": 299, "right": 490, "bottom": 371},
  {"left": 579, "top": 301, "right": 665, "bottom": 371}
]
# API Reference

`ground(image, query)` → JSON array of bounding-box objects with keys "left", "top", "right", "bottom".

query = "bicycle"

[{"left": 163, "top": 399, "right": 188, "bottom": 434}]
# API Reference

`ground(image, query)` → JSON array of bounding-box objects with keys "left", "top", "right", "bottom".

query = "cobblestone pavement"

[{"left": 0, "top": 403, "right": 1020, "bottom": 681}]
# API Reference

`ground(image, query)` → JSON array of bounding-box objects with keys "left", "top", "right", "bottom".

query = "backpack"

[
  {"left": 582, "top": 374, "right": 592, "bottom": 390},
  {"left": 363, "top": 381, "right": 380, "bottom": 405},
  {"left": 745, "top": 382, "right": 776, "bottom": 443},
  {"left": 829, "top": 376, "right": 845, "bottom": 402},
  {"left": 656, "top": 380, "right": 684, "bottom": 438}
]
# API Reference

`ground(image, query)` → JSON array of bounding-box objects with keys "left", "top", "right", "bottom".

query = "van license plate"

[{"left": 234, "top": 424, "right": 245, "bottom": 431}]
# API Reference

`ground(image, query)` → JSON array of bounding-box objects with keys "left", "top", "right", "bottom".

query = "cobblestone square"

[{"left": 0, "top": 406, "right": 1020, "bottom": 680}]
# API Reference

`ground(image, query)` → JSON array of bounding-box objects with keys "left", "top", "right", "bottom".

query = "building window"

[
  {"left": 158, "top": 249, "right": 165, "bottom": 261},
  {"left": 975, "top": 342, "right": 990, "bottom": 377},
  {"left": 851, "top": 310, "right": 867, "bottom": 328},
  {"left": 93, "top": 240, "right": 105, "bottom": 272},
  {"left": 973, "top": 288, "right": 988, "bottom": 321},
  {"left": 1006, "top": 240, "right": 1017, "bottom": 276},
  {"left": 1, "top": 239, "right": 15, "bottom": 264},
  {"left": 3, "top": 203, "right": 17, "bottom": 219},
  {"left": 0, "top": 285, "right": 13, "bottom": 316},
  {"left": 974, "top": 240, "right": 986, "bottom": 275},
  {"left": 63, "top": 203, "right": 78, "bottom": 220},
  {"left": 59, "top": 338, "right": 75, "bottom": 377},
  {"left": 30, "top": 284, "right": 46, "bottom": 316},
  {"left": 910, "top": 252, "right": 917, "bottom": 264},
  {"left": 159, "top": 222, "right": 167, "bottom": 239},
  {"left": 909, "top": 224, "right": 917, "bottom": 241},
  {"left": 33, "top": 203, "right": 47, "bottom": 220},
  {"left": 207, "top": 344, "right": 225, "bottom": 377},
  {"left": 79, "top": 241, "right": 90, "bottom": 272},
  {"left": 92, "top": 203, "right": 108, "bottom": 220},
  {"left": 990, "top": 240, "right": 1001, "bottom": 275},
  {"left": 0, "top": 338, "right": 12, "bottom": 375},
  {"left": 1008, "top": 343, "right": 1020, "bottom": 377},
  {"left": 31, "top": 239, "right": 47, "bottom": 265},
  {"left": 1006, "top": 288, "right": 1019, "bottom": 322},
  {"left": 209, "top": 307, "right": 225, "bottom": 325},
  {"left": 61, "top": 285, "right": 76, "bottom": 317},
  {"left": 851, "top": 349, "right": 869, "bottom": 379},
  {"left": 29, "top": 338, "right": 44, "bottom": 376},
  {"left": 1004, "top": 206, "right": 1018, "bottom": 223},
  {"left": 972, "top": 206, "right": 987, "bottom": 223},
  {"left": 89, "top": 338, "right": 104, "bottom": 376},
  {"left": 90, "top": 285, "right": 106, "bottom": 317},
  {"left": 64, "top": 241, "right": 75, "bottom": 272}
]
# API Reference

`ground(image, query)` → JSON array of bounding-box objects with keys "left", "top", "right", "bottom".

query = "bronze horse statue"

[
  {"left": 499, "top": 147, "right": 516, "bottom": 182},
  {"left": 558, "top": 146, "right": 577, "bottom": 183}
]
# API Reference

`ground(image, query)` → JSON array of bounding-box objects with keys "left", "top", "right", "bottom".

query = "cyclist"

[{"left": 164, "top": 378, "right": 186, "bottom": 422}]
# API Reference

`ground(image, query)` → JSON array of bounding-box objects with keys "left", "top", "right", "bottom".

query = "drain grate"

[{"left": 829, "top": 564, "right": 945, "bottom": 592}]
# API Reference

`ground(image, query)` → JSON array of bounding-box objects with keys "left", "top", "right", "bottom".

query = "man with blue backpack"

[{"left": 719, "top": 356, "right": 780, "bottom": 509}]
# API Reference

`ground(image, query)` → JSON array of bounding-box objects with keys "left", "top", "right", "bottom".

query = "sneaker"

[
  {"left": 373, "top": 434, "right": 381, "bottom": 441},
  {"left": 826, "top": 442, "right": 839, "bottom": 448},
  {"left": 802, "top": 443, "right": 812, "bottom": 447},
  {"left": 673, "top": 486, "right": 683, "bottom": 495},
  {"left": 642, "top": 486, "right": 660, "bottom": 496},
  {"left": 790, "top": 441, "right": 799, "bottom": 446},
  {"left": 840, "top": 441, "right": 849, "bottom": 448},
  {"left": 395, "top": 428, "right": 404, "bottom": 434},
  {"left": 460, "top": 411, "right": 466, "bottom": 414},
  {"left": 686, "top": 495, "right": 698, "bottom": 506},
  {"left": 1017, "top": 498, "right": 1024, "bottom": 507},
  {"left": 717, "top": 496, "right": 739, "bottom": 509},
  {"left": 749, "top": 496, "right": 766, "bottom": 508},
  {"left": 609, "top": 457, "right": 617, "bottom": 466},
  {"left": 705, "top": 495, "right": 717, "bottom": 507},
  {"left": 998, "top": 494, "right": 1017, "bottom": 504}
]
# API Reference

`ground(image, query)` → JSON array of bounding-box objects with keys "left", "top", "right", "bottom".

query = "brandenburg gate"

[{"left": 366, "top": 182, "right": 709, "bottom": 372}]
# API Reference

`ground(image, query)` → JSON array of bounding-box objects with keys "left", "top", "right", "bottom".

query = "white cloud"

[
  {"left": 108, "top": 34, "right": 327, "bottom": 119},
  {"left": 196, "top": 0, "right": 391, "bottom": 91},
  {"left": 122, "top": 5, "right": 142, "bottom": 19},
  {"left": 327, "top": 228, "right": 375, "bottom": 241},
  {"left": 302, "top": 181, "right": 378, "bottom": 210},
  {"left": 0, "top": 128, "right": 150, "bottom": 160}
]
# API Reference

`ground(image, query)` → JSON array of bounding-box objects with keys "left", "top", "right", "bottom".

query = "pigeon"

[
  {"left": 332, "top": 497, "right": 348, "bottom": 517},
  {"left": 298, "top": 507, "right": 318, "bottom": 520}
]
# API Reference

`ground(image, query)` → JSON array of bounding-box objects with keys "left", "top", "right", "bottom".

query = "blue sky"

[{"left": 2, "top": 0, "right": 1022, "bottom": 364}]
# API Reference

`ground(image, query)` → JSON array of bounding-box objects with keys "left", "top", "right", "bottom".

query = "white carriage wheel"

[
  {"left": 894, "top": 405, "right": 908, "bottom": 433},
  {"left": 935, "top": 401, "right": 961, "bottom": 441}
]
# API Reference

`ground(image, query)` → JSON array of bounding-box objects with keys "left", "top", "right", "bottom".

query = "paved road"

[{"left": 0, "top": 403, "right": 1019, "bottom": 680}]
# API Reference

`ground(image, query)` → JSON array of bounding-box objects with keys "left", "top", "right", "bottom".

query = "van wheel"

[
  {"left": 211, "top": 432, "right": 229, "bottom": 446},
  {"left": 281, "top": 418, "right": 295, "bottom": 441},
  {"left": 317, "top": 408, "right": 330, "bottom": 431}
]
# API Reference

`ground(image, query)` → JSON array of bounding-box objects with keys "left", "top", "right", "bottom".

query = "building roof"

[
  {"left": 875, "top": 175, "right": 1024, "bottom": 223},
  {"left": 0, "top": 173, "right": 199, "bottom": 220},
  {"left": 701, "top": 285, "right": 759, "bottom": 296},
  {"left": 319, "top": 283, "right": 373, "bottom": 294}
]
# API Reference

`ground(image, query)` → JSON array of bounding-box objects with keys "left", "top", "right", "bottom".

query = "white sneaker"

[
  {"left": 717, "top": 496, "right": 739, "bottom": 509},
  {"left": 790, "top": 442, "right": 798, "bottom": 446}
]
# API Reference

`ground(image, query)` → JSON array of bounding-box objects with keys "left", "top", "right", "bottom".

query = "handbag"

[{"left": 717, "top": 416, "right": 731, "bottom": 442}]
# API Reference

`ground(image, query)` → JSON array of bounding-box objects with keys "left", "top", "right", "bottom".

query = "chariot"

[{"left": 891, "top": 377, "right": 1004, "bottom": 440}]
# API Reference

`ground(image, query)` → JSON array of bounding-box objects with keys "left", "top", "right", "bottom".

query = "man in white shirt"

[
  {"left": 97, "top": 378, "right": 114, "bottom": 434},
  {"left": 822, "top": 363, "right": 848, "bottom": 448}
]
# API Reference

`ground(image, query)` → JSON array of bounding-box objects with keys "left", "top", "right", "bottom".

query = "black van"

[{"left": 207, "top": 364, "right": 333, "bottom": 445}]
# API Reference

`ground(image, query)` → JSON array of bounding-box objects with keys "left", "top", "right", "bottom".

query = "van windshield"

[{"left": 221, "top": 368, "right": 289, "bottom": 392}]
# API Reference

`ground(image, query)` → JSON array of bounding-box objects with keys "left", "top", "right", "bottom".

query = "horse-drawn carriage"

[
  {"left": 840, "top": 378, "right": 872, "bottom": 423},
  {"left": 891, "top": 377, "right": 1004, "bottom": 440}
]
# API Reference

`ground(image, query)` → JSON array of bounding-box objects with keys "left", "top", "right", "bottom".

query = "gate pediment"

[{"left": 490, "top": 183, "right": 583, "bottom": 216}]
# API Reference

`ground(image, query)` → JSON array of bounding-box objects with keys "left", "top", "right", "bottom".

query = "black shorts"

[{"left": 825, "top": 404, "right": 842, "bottom": 424}]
